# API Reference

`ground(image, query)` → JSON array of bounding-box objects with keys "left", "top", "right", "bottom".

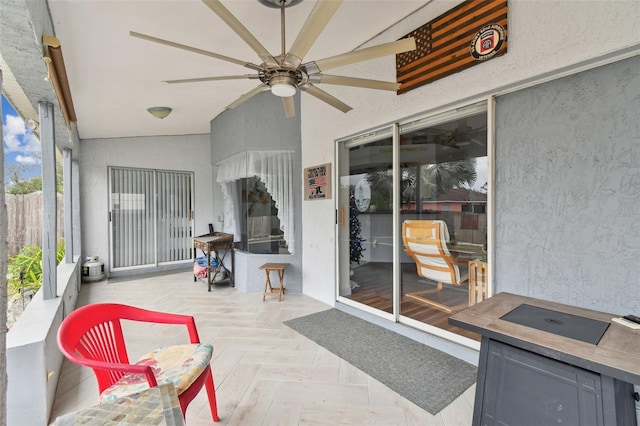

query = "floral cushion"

[{"left": 100, "top": 343, "right": 213, "bottom": 403}]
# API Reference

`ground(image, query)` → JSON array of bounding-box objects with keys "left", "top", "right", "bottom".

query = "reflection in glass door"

[
  {"left": 398, "top": 110, "right": 488, "bottom": 341},
  {"left": 337, "top": 127, "right": 395, "bottom": 317},
  {"left": 337, "top": 103, "right": 489, "bottom": 341}
]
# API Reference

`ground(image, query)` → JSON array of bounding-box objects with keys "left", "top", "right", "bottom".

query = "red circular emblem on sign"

[{"left": 470, "top": 24, "right": 505, "bottom": 61}]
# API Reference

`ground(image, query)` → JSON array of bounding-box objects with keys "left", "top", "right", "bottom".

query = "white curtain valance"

[
  {"left": 216, "top": 150, "right": 295, "bottom": 254},
  {"left": 216, "top": 151, "right": 250, "bottom": 182}
]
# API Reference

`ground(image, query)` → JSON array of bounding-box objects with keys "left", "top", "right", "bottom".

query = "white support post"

[
  {"left": 63, "top": 148, "right": 73, "bottom": 263},
  {"left": 39, "top": 101, "right": 57, "bottom": 299},
  {"left": 0, "top": 68, "right": 9, "bottom": 426},
  {"left": 72, "top": 157, "right": 81, "bottom": 261}
]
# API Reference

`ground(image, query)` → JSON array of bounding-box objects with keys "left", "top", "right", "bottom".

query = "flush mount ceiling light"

[{"left": 147, "top": 106, "right": 172, "bottom": 119}]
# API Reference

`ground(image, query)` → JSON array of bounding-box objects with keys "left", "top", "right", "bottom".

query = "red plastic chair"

[{"left": 57, "top": 303, "right": 219, "bottom": 422}]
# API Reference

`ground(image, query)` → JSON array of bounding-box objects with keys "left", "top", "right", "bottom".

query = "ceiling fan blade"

[
  {"left": 226, "top": 84, "right": 270, "bottom": 110},
  {"left": 201, "top": 0, "right": 279, "bottom": 68},
  {"left": 130, "top": 31, "right": 263, "bottom": 71},
  {"left": 309, "top": 74, "right": 400, "bottom": 91},
  {"left": 300, "top": 84, "right": 352, "bottom": 113},
  {"left": 164, "top": 75, "right": 259, "bottom": 84},
  {"left": 305, "top": 37, "right": 416, "bottom": 73},
  {"left": 283, "top": 0, "right": 343, "bottom": 68},
  {"left": 282, "top": 96, "right": 295, "bottom": 118}
]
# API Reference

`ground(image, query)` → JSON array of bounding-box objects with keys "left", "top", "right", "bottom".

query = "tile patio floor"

[{"left": 49, "top": 270, "right": 475, "bottom": 425}]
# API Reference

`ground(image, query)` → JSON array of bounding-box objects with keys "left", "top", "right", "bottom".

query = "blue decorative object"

[{"left": 195, "top": 256, "right": 219, "bottom": 268}]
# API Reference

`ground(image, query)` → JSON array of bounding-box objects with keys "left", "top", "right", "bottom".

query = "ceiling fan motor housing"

[{"left": 257, "top": 0, "right": 304, "bottom": 9}]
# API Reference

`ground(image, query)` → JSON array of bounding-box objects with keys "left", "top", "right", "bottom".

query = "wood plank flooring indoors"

[
  {"left": 49, "top": 270, "right": 475, "bottom": 425},
  {"left": 349, "top": 263, "right": 481, "bottom": 342}
]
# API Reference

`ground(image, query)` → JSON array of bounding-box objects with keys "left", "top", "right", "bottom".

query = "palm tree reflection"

[{"left": 365, "top": 159, "right": 478, "bottom": 213}]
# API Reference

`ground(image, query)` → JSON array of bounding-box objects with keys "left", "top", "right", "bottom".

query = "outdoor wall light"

[
  {"left": 25, "top": 118, "right": 39, "bottom": 132},
  {"left": 147, "top": 106, "right": 172, "bottom": 119}
]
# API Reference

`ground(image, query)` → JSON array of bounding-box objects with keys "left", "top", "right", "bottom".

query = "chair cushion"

[{"left": 100, "top": 343, "right": 213, "bottom": 403}]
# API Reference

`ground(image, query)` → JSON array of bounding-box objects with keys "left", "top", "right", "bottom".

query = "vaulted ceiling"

[{"left": 40, "top": 0, "right": 432, "bottom": 140}]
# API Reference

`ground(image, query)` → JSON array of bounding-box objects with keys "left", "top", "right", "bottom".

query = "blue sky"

[{"left": 2, "top": 94, "right": 41, "bottom": 182}]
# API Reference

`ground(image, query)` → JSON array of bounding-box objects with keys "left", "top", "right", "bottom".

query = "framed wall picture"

[{"left": 304, "top": 163, "right": 332, "bottom": 200}]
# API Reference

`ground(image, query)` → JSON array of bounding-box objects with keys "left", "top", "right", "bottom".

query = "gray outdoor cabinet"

[{"left": 450, "top": 293, "right": 639, "bottom": 426}]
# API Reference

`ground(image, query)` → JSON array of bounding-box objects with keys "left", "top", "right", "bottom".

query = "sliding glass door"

[
  {"left": 109, "top": 167, "right": 194, "bottom": 271},
  {"left": 398, "top": 108, "right": 488, "bottom": 340},
  {"left": 336, "top": 102, "right": 490, "bottom": 342},
  {"left": 337, "top": 126, "right": 395, "bottom": 318}
]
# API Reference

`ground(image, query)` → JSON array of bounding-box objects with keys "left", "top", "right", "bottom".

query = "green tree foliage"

[
  {"left": 6, "top": 176, "right": 42, "bottom": 195},
  {"left": 366, "top": 169, "right": 394, "bottom": 213},
  {"left": 7, "top": 240, "right": 65, "bottom": 296},
  {"left": 5, "top": 163, "right": 63, "bottom": 194},
  {"left": 421, "top": 158, "right": 477, "bottom": 196},
  {"left": 366, "top": 159, "right": 478, "bottom": 212}
]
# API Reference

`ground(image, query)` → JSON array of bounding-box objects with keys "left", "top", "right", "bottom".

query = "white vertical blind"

[
  {"left": 157, "top": 171, "right": 192, "bottom": 262},
  {"left": 110, "top": 167, "right": 193, "bottom": 270},
  {"left": 110, "top": 168, "right": 155, "bottom": 268}
]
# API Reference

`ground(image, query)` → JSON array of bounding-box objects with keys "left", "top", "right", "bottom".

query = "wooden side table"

[
  {"left": 259, "top": 262, "right": 289, "bottom": 301},
  {"left": 468, "top": 260, "right": 488, "bottom": 306}
]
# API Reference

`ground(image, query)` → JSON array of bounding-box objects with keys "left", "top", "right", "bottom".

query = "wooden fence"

[{"left": 6, "top": 192, "right": 64, "bottom": 257}]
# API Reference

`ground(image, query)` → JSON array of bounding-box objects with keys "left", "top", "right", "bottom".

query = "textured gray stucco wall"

[
  {"left": 495, "top": 55, "right": 640, "bottom": 315},
  {"left": 209, "top": 91, "right": 303, "bottom": 294},
  {"left": 210, "top": 91, "right": 301, "bottom": 159}
]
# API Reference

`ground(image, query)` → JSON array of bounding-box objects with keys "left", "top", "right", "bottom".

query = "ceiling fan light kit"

[
  {"left": 132, "top": 0, "right": 416, "bottom": 117},
  {"left": 270, "top": 74, "right": 298, "bottom": 97},
  {"left": 147, "top": 106, "right": 172, "bottom": 119}
]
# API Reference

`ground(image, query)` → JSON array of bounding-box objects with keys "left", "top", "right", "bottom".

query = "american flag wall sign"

[
  {"left": 305, "top": 163, "right": 332, "bottom": 201},
  {"left": 396, "top": 0, "right": 508, "bottom": 95}
]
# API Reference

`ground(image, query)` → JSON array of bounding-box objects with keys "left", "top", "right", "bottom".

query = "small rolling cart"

[{"left": 193, "top": 232, "right": 234, "bottom": 291}]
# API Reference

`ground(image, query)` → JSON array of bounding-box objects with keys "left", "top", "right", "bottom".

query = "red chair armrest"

[
  {"left": 118, "top": 305, "right": 202, "bottom": 344},
  {"left": 78, "top": 358, "right": 158, "bottom": 388}
]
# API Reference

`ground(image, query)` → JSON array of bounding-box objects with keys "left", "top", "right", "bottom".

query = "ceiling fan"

[{"left": 130, "top": 0, "right": 416, "bottom": 118}]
